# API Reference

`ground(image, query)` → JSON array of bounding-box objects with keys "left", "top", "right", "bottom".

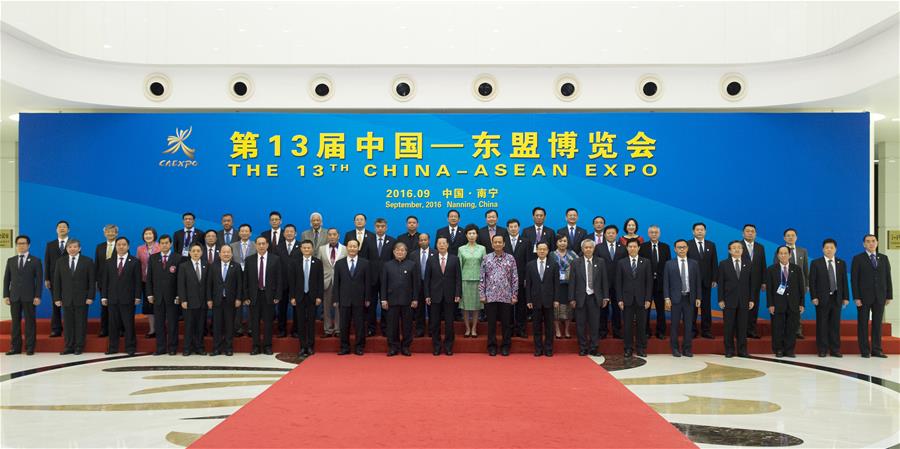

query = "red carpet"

[{"left": 190, "top": 353, "right": 695, "bottom": 449}]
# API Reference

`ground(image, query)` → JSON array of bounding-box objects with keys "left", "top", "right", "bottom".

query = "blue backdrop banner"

[{"left": 19, "top": 112, "right": 870, "bottom": 319}]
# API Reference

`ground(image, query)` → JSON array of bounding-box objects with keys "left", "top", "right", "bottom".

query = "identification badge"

[
  {"left": 560, "top": 272, "right": 566, "bottom": 281},
  {"left": 182, "top": 249, "right": 189, "bottom": 257},
  {"left": 776, "top": 285, "right": 786, "bottom": 295}
]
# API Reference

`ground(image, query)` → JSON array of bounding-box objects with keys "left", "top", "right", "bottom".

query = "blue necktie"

[
  {"left": 350, "top": 259, "right": 356, "bottom": 276},
  {"left": 304, "top": 259, "right": 310, "bottom": 293},
  {"left": 870, "top": 253, "right": 878, "bottom": 269}
]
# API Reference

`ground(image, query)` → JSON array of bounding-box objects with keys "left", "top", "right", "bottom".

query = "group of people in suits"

[{"left": 3, "top": 210, "right": 894, "bottom": 359}]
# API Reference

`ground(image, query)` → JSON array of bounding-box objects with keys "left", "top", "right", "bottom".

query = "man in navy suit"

[
  {"left": 291, "top": 240, "right": 324, "bottom": 356},
  {"left": 424, "top": 237, "right": 462, "bottom": 355},
  {"left": 663, "top": 239, "right": 701, "bottom": 357},
  {"left": 687, "top": 222, "right": 717, "bottom": 339},
  {"left": 333, "top": 240, "right": 371, "bottom": 355},
  {"left": 718, "top": 241, "right": 755, "bottom": 358},
  {"left": 765, "top": 246, "right": 806, "bottom": 357},
  {"left": 597, "top": 225, "right": 625, "bottom": 339},
  {"left": 808, "top": 238, "right": 849, "bottom": 357},
  {"left": 525, "top": 242, "right": 561, "bottom": 356},
  {"left": 851, "top": 234, "right": 893, "bottom": 358},
  {"left": 100, "top": 237, "right": 142, "bottom": 356},
  {"left": 741, "top": 224, "right": 767, "bottom": 339},
  {"left": 616, "top": 239, "right": 653, "bottom": 358},
  {"left": 4, "top": 235, "right": 43, "bottom": 355}
]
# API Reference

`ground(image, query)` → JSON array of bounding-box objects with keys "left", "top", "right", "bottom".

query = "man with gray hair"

[
  {"left": 93, "top": 224, "right": 119, "bottom": 338},
  {"left": 568, "top": 238, "right": 610, "bottom": 356},
  {"left": 301, "top": 212, "right": 327, "bottom": 250}
]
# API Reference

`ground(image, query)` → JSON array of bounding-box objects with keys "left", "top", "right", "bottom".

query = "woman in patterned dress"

[{"left": 552, "top": 234, "right": 577, "bottom": 339}]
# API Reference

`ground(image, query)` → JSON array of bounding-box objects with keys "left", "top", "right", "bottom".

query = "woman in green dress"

[{"left": 458, "top": 224, "right": 485, "bottom": 338}]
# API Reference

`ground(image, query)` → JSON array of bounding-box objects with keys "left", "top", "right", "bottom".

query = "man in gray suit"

[
  {"left": 230, "top": 223, "right": 256, "bottom": 337},
  {"left": 779, "top": 228, "right": 809, "bottom": 339},
  {"left": 318, "top": 228, "right": 346, "bottom": 337},
  {"left": 301, "top": 212, "right": 328, "bottom": 250}
]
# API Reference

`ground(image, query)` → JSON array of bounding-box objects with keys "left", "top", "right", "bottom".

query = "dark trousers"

[
  {"left": 366, "top": 286, "right": 381, "bottom": 335},
  {"left": 670, "top": 296, "right": 693, "bottom": 352},
  {"left": 723, "top": 305, "right": 748, "bottom": 355},
  {"left": 276, "top": 288, "right": 292, "bottom": 334},
  {"left": 234, "top": 303, "right": 246, "bottom": 335},
  {"left": 693, "top": 285, "right": 712, "bottom": 335},
  {"left": 485, "top": 302, "right": 512, "bottom": 352},
  {"left": 250, "top": 295, "right": 275, "bottom": 350},
  {"left": 413, "top": 287, "right": 428, "bottom": 335},
  {"left": 213, "top": 303, "right": 235, "bottom": 353},
  {"left": 747, "top": 287, "right": 761, "bottom": 335},
  {"left": 429, "top": 300, "right": 455, "bottom": 352},
  {"left": 646, "top": 287, "right": 666, "bottom": 336},
  {"left": 622, "top": 303, "right": 648, "bottom": 352},
  {"left": 183, "top": 307, "right": 205, "bottom": 353},
  {"left": 386, "top": 305, "right": 413, "bottom": 352},
  {"left": 575, "top": 295, "right": 601, "bottom": 351},
  {"left": 51, "top": 300, "right": 63, "bottom": 334},
  {"left": 772, "top": 304, "right": 800, "bottom": 354},
  {"left": 108, "top": 303, "right": 136, "bottom": 353},
  {"left": 8, "top": 301, "right": 36, "bottom": 352},
  {"left": 295, "top": 294, "right": 316, "bottom": 351},
  {"left": 815, "top": 294, "right": 842, "bottom": 354},
  {"left": 514, "top": 286, "right": 528, "bottom": 335},
  {"left": 339, "top": 304, "right": 366, "bottom": 352},
  {"left": 532, "top": 305, "right": 554, "bottom": 353},
  {"left": 61, "top": 304, "right": 87, "bottom": 351},
  {"left": 599, "top": 288, "right": 621, "bottom": 337},
  {"left": 154, "top": 299, "right": 180, "bottom": 353},
  {"left": 857, "top": 302, "right": 885, "bottom": 355},
  {"left": 99, "top": 303, "right": 108, "bottom": 335}
]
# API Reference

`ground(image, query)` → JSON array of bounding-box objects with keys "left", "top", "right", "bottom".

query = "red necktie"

[
  {"left": 117, "top": 257, "right": 124, "bottom": 275},
  {"left": 330, "top": 246, "right": 336, "bottom": 264},
  {"left": 162, "top": 254, "right": 167, "bottom": 268},
  {"left": 208, "top": 248, "right": 214, "bottom": 264},
  {"left": 258, "top": 256, "right": 265, "bottom": 290}
]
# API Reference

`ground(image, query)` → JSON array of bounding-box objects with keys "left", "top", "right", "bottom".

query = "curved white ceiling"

[{"left": 1, "top": 1, "right": 898, "bottom": 66}]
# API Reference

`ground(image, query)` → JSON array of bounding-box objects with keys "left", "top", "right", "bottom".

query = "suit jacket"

[
  {"left": 173, "top": 228, "right": 203, "bottom": 256},
  {"left": 717, "top": 258, "right": 754, "bottom": 309},
  {"left": 557, "top": 225, "right": 588, "bottom": 255},
  {"left": 380, "top": 259, "right": 419, "bottom": 306},
  {"left": 662, "top": 258, "right": 701, "bottom": 304},
  {"left": 503, "top": 234, "right": 530, "bottom": 287},
  {"left": 208, "top": 260, "right": 243, "bottom": 307},
  {"left": 300, "top": 228, "right": 328, "bottom": 250},
  {"left": 94, "top": 241, "right": 116, "bottom": 290},
  {"left": 521, "top": 225, "right": 555, "bottom": 255},
  {"left": 53, "top": 255, "right": 95, "bottom": 306},
  {"left": 369, "top": 234, "right": 396, "bottom": 290},
  {"left": 740, "top": 240, "right": 767, "bottom": 299},
  {"left": 524, "top": 258, "right": 561, "bottom": 309},
  {"left": 277, "top": 240, "right": 302, "bottom": 292},
  {"left": 332, "top": 257, "right": 371, "bottom": 307},
  {"left": 146, "top": 252, "right": 181, "bottom": 304},
  {"left": 260, "top": 228, "right": 284, "bottom": 248},
  {"left": 177, "top": 258, "right": 208, "bottom": 309},
  {"left": 396, "top": 232, "right": 421, "bottom": 254},
  {"left": 616, "top": 256, "right": 653, "bottom": 306},
  {"left": 44, "top": 238, "right": 69, "bottom": 286},
  {"left": 230, "top": 240, "right": 257, "bottom": 269},
  {"left": 567, "top": 256, "right": 609, "bottom": 306},
  {"left": 808, "top": 257, "right": 849, "bottom": 304},
  {"left": 201, "top": 245, "right": 221, "bottom": 266},
  {"left": 318, "top": 243, "right": 347, "bottom": 289},
  {"left": 765, "top": 263, "right": 805, "bottom": 312},
  {"left": 477, "top": 226, "right": 509, "bottom": 252},
  {"left": 596, "top": 240, "right": 627, "bottom": 297},
  {"left": 423, "top": 253, "right": 462, "bottom": 303},
  {"left": 3, "top": 254, "right": 42, "bottom": 302},
  {"left": 216, "top": 229, "right": 237, "bottom": 246},
  {"left": 434, "top": 226, "right": 467, "bottom": 255},
  {"left": 343, "top": 229, "right": 377, "bottom": 261},
  {"left": 411, "top": 248, "right": 435, "bottom": 300},
  {"left": 243, "top": 253, "right": 283, "bottom": 305},
  {"left": 291, "top": 257, "right": 325, "bottom": 302},
  {"left": 851, "top": 252, "right": 893, "bottom": 304},
  {"left": 686, "top": 239, "right": 718, "bottom": 289},
  {"left": 774, "top": 246, "right": 809, "bottom": 289},
  {"left": 639, "top": 241, "right": 671, "bottom": 294},
  {"left": 101, "top": 254, "right": 142, "bottom": 305}
]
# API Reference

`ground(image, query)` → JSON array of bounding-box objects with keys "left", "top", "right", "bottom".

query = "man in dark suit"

[
  {"left": 766, "top": 246, "right": 806, "bottom": 357},
  {"left": 410, "top": 233, "right": 433, "bottom": 338},
  {"left": 505, "top": 219, "right": 530, "bottom": 338},
  {"left": 178, "top": 244, "right": 208, "bottom": 356},
  {"left": 616, "top": 239, "right": 653, "bottom": 358},
  {"left": 291, "top": 240, "right": 324, "bottom": 356},
  {"left": 275, "top": 225, "right": 301, "bottom": 338},
  {"left": 718, "top": 241, "right": 755, "bottom": 358},
  {"left": 260, "top": 210, "right": 284, "bottom": 248},
  {"left": 809, "top": 238, "right": 849, "bottom": 357},
  {"left": 333, "top": 240, "right": 371, "bottom": 355},
  {"left": 687, "top": 222, "right": 718, "bottom": 339},
  {"left": 639, "top": 225, "right": 671, "bottom": 339},
  {"left": 525, "top": 242, "right": 561, "bottom": 357},
  {"left": 424, "top": 237, "right": 462, "bottom": 355},
  {"left": 208, "top": 244, "right": 243, "bottom": 356},
  {"left": 780, "top": 228, "right": 809, "bottom": 340},
  {"left": 741, "top": 224, "right": 767, "bottom": 339},
  {"left": 558, "top": 208, "right": 588, "bottom": 256},
  {"left": 568, "top": 239, "right": 610, "bottom": 356},
  {"left": 44, "top": 220, "right": 70, "bottom": 337},
  {"left": 4, "top": 235, "right": 43, "bottom": 355},
  {"left": 522, "top": 207, "right": 555, "bottom": 255},
  {"left": 381, "top": 242, "right": 419, "bottom": 356},
  {"left": 173, "top": 212, "right": 203, "bottom": 257},
  {"left": 663, "top": 240, "right": 701, "bottom": 357},
  {"left": 201, "top": 230, "right": 221, "bottom": 337},
  {"left": 217, "top": 213, "right": 236, "bottom": 246},
  {"left": 397, "top": 215, "right": 421, "bottom": 253},
  {"left": 100, "top": 237, "right": 142, "bottom": 356},
  {"left": 344, "top": 214, "right": 378, "bottom": 335},
  {"left": 596, "top": 225, "right": 625, "bottom": 339},
  {"left": 146, "top": 234, "right": 182, "bottom": 355},
  {"left": 53, "top": 239, "right": 95, "bottom": 355},
  {"left": 435, "top": 209, "right": 467, "bottom": 255},
  {"left": 369, "top": 218, "right": 395, "bottom": 336},
  {"left": 93, "top": 224, "right": 118, "bottom": 338},
  {"left": 244, "top": 236, "right": 282, "bottom": 355},
  {"left": 477, "top": 209, "right": 509, "bottom": 252},
  {"left": 851, "top": 234, "right": 893, "bottom": 358}
]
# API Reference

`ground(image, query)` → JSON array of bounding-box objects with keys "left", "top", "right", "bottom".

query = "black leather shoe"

[
  {"left": 433, "top": 349, "right": 441, "bottom": 356},
  {"left": 338, "top": 349, "right": 351, "bottom": 355},
  {"left": 59, "top": 349, "right": 73, "bottom": 355},
  {"left": 637, "top": 351, "right": 647, "bottom": 357},
  {"left": 145, "top": 332, "right": 155, "bottom": 339},
  {"left": 264, "top": 348, "right": 273, "bottom": 355},
  {"left": 445, "top": 349, "right": 453, "bottom": 356},
  {"left": 656, "top": 333, "right": 665, "bottom": 340},
  {"left": 209, "top": 351, "right": 221, "bottom": 356},
  {"left": 725, "top": 352, "right": 734, "bottom": 358},
  {"left": 299, "top": 349, "right": 309, "bottom": 357},
  {"left": 748, "top": 332, "right": 761, "bottom": 339},
  {"left": 49, "top": 332, "right": 62, "bottom": 338},
  {"left": 153, "top": 351, "right": 165, "bottom": 356},
  {"left": 589, "top": 349, "right": 601, "bottom": 357},
  {"left": 401, "top": 349, "right": 412, "bottom": 357},
  {"left": 307, "top": 349, "right": 315, "bottom": 356},
  {"left": 25, "top": 351, "right": 34, "bottom": 356},
  {"left": 738, "top": 352, "right": 750, "bottom": 358},
  {"left": 183, "top": 351, "right": 191, "bottom": 356},
  {"left": 500, "top": 348, "right": 510, "bottom": 356},
  {"left": 702, "top": 332, "right": 714, "bottom": 339},
  {"left": 873, "top": 352, "right": 887, "bottom": 358},
  {"left": 861, "top": 353, "right": 871, "bottom": 358},
  {"left": 831, "top": 352, "right": 843, "bottom": 358},
  {"left": 73, "top": 350, "right": 82, "bottom": 355},
  {"left": 387, "top": 350, "right": 398, "bottom": 357},
  {"left": 545, "top": 351, "right": 553, "bottom": 357},
  {"left": 796, "top": 334, "right": 805, "bottom": 340},
  {"left": 97, "top": 332, "right": 108, "bottom": 338},
  {"left": 5, "top": 350, "right": 21, "bottom": 355},
  {"left": 534, "top": 349, "right": 543, "bottom": 357},
  {"left": 127, "top": 351, "right": 135, "bottom": 356},
  {"left": 818, "top": 352, "right": 827, "bottom": 357},
  {"left": 277, "top": 332, "right": 288, "bottom": 338},
  {"left": 168, "top": 351, "right": 177, "bottom": 356},
  {"left": 578, "top": 349, "right": 588, "bottom": 356},
  {"left": 683, "top": 351, "right": 693, "bottom": 357},
  {"left": 624, "top": 350, "right": 633, "bottom": 358},
  {"left": 355, "top": 348, "right": 365, "bottom": 356},
  {"left": 104, "top": 350, "right": 116, "bottom": 355},
  {"left": 672, "top": 350, "right": 682, "bottom": 357},
  {"left": 785, "top": 352, "right": 796, "bottom": 358},
  {"left": 415, "top": 331, "right": 426, "bottom": 338},
  {"left": 250, "top": 348, "right": 260, "bottom": 355},
  {"left": 775, "top": 351, "right": 784, "bottom": 358},
  {"left": 488, "top": 348, "right": 497, "bottom": 356},
  {"left": 290, "top": 332, "right": 299, "bottom": 338}
]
